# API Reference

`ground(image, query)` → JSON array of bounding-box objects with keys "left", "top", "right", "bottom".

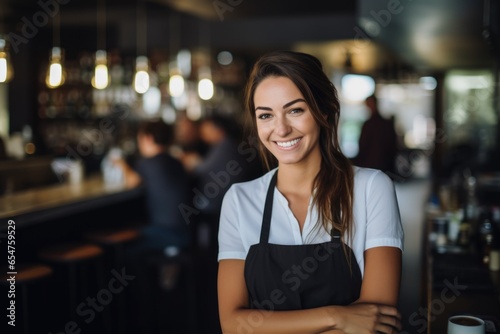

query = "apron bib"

[{"left": 244, "top": 171, "right": 362, "bottom": 310}]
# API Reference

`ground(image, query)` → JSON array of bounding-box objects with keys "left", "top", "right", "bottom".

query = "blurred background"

[{"left": 0, "top": 0, "right": 499, "bottom": 333}]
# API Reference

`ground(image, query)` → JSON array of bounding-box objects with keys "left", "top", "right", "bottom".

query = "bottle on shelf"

[
  {"left": 489, "top": 224, "right": 500, "bottom": 271},
  {"left": 478, "top": 207, "right": 494, "bottom": 265},
  {"left": 490, "top": 207, "right": 500, "bottom": 271},
  {"left": 456, "top": 169, "right": 480, "bottom": 251}
]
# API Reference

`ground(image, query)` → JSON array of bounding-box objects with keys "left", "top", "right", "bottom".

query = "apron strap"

[
  {"left": 330, "top": 228, "right": 342, "bottom": 243},
  {"left": 260, "top": 171, "right": 343, "bottom": 245},
  {"left": 260, "top": 171, "right": 278, "bottom": 244}
]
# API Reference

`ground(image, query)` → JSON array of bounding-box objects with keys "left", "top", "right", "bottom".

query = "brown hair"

[
  {"left": 244, "top": 50, "right": 354, "bottom": 242},
  {"left": 138, "top": 120, "right": 174, "bottom": 147}
]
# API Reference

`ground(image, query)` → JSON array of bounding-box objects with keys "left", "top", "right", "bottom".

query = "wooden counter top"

[{"left": 0, "top": 175, "right": 144, "bottom": 230}]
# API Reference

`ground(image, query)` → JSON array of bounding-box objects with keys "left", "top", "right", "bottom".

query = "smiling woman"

[
  {"left": 254, "top": 77, "right": 321, "bottom": 169},
  {"left": 217, "top": 51, "right": 404, "bottom": 334}
]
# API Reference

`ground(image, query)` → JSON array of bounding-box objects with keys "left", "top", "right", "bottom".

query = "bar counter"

[
  {"left": 425, "top": 226, "right": 500, "bottom": 333},
  {"left": 0, "top": 175, "right": 144, "bottom": 230}
]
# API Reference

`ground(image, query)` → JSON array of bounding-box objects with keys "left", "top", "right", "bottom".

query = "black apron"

[{"left": 244, "top": 171, "right": 362, "bottom": 311}]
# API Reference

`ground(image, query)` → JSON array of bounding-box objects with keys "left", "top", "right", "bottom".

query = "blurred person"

[
  {"left": 115, "top": 120, "right": 191, "bottom": 249},
  {"left": 113, "top": 120, "right": 191, "bottom": 332},
  {"left": 354, "top": 94, "right": 398, "bottom": 175},
  {"left": 190, "top": 113, "right": 264, "bottom": 218},
  {"left": 173, "top": 114, "right": 210, "bottom": 171},
  {"left": 185, "top": 113, "right": 264, "bottom": 333}
]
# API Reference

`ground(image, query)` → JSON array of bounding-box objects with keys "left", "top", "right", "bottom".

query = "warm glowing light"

[
  {"left": 0, "top": 57, "right": 6, "bottom": 83},
  {"left": 169, "top": 74, "right": 185, "bottom": 97},
  {"left": 198, "top": 78, "right": 214, "bottom": 100},
  {"left": 46, "top": 47, "right": 65, "bottom": 88},
  {"left": 47, "top": 63, "right": 63, "bottom": 88},
  {"left": 134, "top": 71, "right": 150, "bottom": 94},
  {"left": 24, "top": 143, "right": 36, "bottom": 155},
  {"left": 92, "top": 50, "right": 109, "bottom": 90},
  {"left": 93, "top": 64, "right": 109, "bottom": 89},
  {"left": 134, "top": 56, "right": 150, "bottom": 94},
  {"left": 197, "top": 66, "right": 214, "bottom": 100},
  {"left": 0, "top": 38, "right": 13, "bottom": 83}
]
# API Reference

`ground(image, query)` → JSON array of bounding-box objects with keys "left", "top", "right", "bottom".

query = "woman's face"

[{"left": 253, "top": 76, "right": 321, "bottom": 167}]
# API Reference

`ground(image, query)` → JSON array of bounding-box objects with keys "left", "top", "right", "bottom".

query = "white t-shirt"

[{"left": 218, "top": 167, "right": 404, "bottom": 277}]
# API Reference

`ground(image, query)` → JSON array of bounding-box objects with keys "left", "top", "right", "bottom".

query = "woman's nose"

[{"left": 275, "top": 116, "right": 292, "bottom": 137}]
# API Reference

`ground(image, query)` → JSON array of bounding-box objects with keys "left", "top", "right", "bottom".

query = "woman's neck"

[{"left": 276, "top": 161, "right": 320, "bottom": 196}]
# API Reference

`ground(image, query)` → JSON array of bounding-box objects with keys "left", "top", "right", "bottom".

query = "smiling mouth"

[{"left": 275, "top": 138, "right": 301, "bottom": 148}]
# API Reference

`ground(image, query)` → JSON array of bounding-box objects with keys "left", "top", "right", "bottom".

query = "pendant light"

[
  {"left": 92, "top": 0, "right": 109, "bottom": 90},
  {"left": 134, "top": 56, "right": 150, "bottom": 94},
  {"left": 0, "top": 35, "right": 13, "bottom": 83},
  {"left": 46, "top": 9, "right": 65, "bottom": 88},
  {"left": 133, "top": 1, "right": 150, "bottom": 94},
  {"left": 198, "top": 66, "right": 213, "bottom": 100},
  {"left": 168, "top": 66, "right": 184, "bottom": 97},
  {"left": 46, "top": 47, "right": 64, "bottom": 88},
  {"left": 197, "top": 21, "right": 213, "bottom": 101},
  {"left": 92, "top": 50, "right": 108, "bottom": 89},
  {"left": 168, "top": 12, "right": 185, "bottom": 97}
]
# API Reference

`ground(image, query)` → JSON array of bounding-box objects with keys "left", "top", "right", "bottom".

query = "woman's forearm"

[
  {"left": 220, "top": 306, "right": 335, "bottom": 334},
  {"left": 220, "top": 303, "right": 400, "bottom": 334}
]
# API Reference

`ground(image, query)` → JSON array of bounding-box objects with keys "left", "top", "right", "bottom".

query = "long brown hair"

[{"left": 244, "top": 50, "right": 354, "bottom": 241}]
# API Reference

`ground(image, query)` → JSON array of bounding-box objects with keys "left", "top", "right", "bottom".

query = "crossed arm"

[{"left": 217, "top": 246, "right": 402, "bottom": 334}]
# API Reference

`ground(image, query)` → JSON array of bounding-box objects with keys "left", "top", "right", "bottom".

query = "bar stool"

[
  {"left": 83, "top": 227, "right": 140, "bottom": 334},
  {"left": 38, "top": 243, "right": 104, "bottom": 325},
  {"left": 83, "top": 227, "right": 140, "bottom": 269},
  {"left": 0, "top": 264, "right": 53, "bottom": 334}
]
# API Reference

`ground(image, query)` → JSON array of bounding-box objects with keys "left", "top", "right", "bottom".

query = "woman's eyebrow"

[
  {"left": 255, "top": 106, "right": 272, "bottom": 112},
  {"left": 255, "top": 98, "right": 306, "bottom": 112},
  {"left": 282, "top": 98, "right": 305, "bottom": 109}
]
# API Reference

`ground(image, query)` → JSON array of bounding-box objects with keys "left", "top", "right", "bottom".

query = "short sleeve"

[
  {"left": 365, "top": 171, "right": 404, "bottom": 251},
  {"left": 218, "top": 186, "right": 247, "bottom": 261}
]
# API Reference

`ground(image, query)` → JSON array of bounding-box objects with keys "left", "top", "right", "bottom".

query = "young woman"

[{"left": 217, "top": 51, "right": 404, "bottom": 334}]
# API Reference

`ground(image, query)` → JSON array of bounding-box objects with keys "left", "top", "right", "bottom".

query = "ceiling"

[
  {"left": 357, "top": 0, "right": 499, "bottom": 71},
  {"left": 1, "top": 0, "right": 498, "bottom": 72}
]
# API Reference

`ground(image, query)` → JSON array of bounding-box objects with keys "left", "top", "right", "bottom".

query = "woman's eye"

[
  {"left": 290, "top": 108, "right": 304, "bottom": 114},
  {"left": 257, "top": 113, "right": 272, "bottom": 120}
]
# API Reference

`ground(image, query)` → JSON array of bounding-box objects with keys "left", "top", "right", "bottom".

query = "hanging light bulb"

[
  {"left": 168, "top": 62, "right": 185, "bottom": 97},
  {"left": 198, "top": 78, "right": 214, "bottom": 101},
  {"left": 0, "top": 36, "right": 13, "bottom": 83},
  {"left": 0, "top": 51, "right": 8, "bottom": 83},
  {"left": 92, "top": 50, "right": 109, "bottom": 90},
  {"left": 92, "top": 0, "right": 109, "bottom": 90},
  {"left": 45, "top": 10, "right": 64, "bottom": 88},
  {"left": 46, "top": 47, "right": 65, "bottom": 88},
  {"left": 134, "top": 56, "right": 150, "bottom": 94},
  {"left": 197, "top": 66, "right": 214, "bottom": 101}
]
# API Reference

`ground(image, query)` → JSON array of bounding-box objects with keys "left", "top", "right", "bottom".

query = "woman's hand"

[{"left": 329, "top": 303, "right": 401, "bottom": 334}]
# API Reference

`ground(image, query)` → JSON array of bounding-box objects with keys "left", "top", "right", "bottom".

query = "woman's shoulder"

[
  {"left": 221, "top": 169, "right": 275, "bottom": 214},
  {"left": 353, "top": 166, "right": 394, "bottom": 190}
]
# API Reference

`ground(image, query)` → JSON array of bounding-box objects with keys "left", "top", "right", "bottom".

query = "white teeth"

[{"left": 276, "top": 138, "right": 301, "bottom": 148}]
